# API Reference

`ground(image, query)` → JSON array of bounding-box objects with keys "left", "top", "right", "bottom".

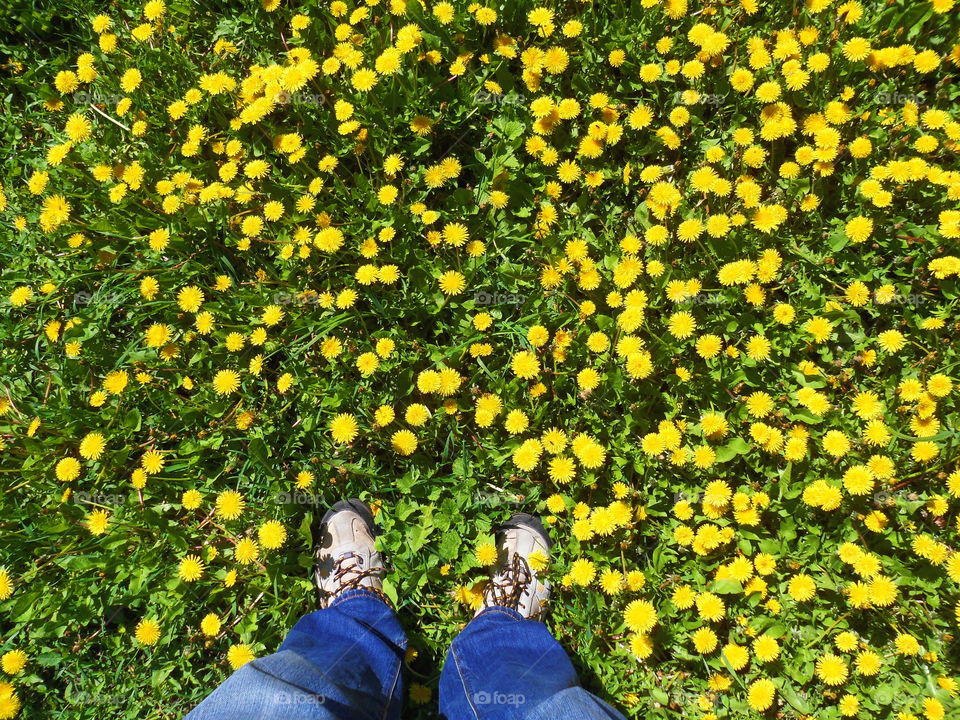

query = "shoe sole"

[{"left": 499, "top": 512, "right": 553, "bottom": 550}]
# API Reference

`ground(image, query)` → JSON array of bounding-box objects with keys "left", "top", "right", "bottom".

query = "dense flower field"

[{"left": 1, "top": 0, "right": 960, "bottom": 717}]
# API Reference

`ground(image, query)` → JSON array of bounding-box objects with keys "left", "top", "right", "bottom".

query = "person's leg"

[
  {"left": 186, "top": 499, "right": 406, "bottom": 720},
  {"left": 186, "top": 588, "right": 406, "bottom": 720},
  {"left": 438, "top": 514, "right": 625, "bottom": 720}
]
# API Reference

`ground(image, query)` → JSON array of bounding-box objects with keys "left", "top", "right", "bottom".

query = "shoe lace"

[
  {"left": 322, "top": 552, "right": 391, "bottom": 606},
  {"left": 484, "top": 552, "right": 533, "bottom": 610},
  {"left": 331, "top": 551, "right": 380, "bottom": 590}
]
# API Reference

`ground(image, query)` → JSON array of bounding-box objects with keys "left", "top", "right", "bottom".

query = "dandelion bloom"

[
  {"left": 87, "top": 510, "right": 110, "bottom": 535},
  {"left": 391, "top": 429, "right": 418, "bottom": 455},
  {"left": 511, "top": 351, "right": 540, "bottom": 379},
  {"left": 330, "top": 413, "right": 359, "bottom": 443},
  {"left": 227, "top": 644, "right": 255, "bottom": 669},
  {"left": 0, "top": 569, "right": 13, "bottom": 600},
  {"left": 747, "top": 679, "right": 775, "bottom": 711},
  {"left": 258, "top": 520, "right": 287, "bottom": 549},
  {"left": 178, "top": 555, "right": 204, "bottom": 582},
  {"left": 215, "top": 490, "right": 245, "bottom": 520},
  {"left": 234, "top": 538, "right": 260, "bottom": 565},
  {"left": 78, "top": 432, "right": 106, "bottom": 460},
  {"left": 816, "top": 653, "right": 848, "bottom": 685},
  {"left": 200, "top": 614, "right": 221, "bottom": 637},
  {"left": 212, "top": 370, "right": 240, "bottom": 395},
  {"left": 475, "top": 542, "right": 497, "bottom": 566},
  {"left": 135, "top": 618, "right": 161, "bottom": 646},
  {"left": 438, "top": 271, "right": 466, "bottom": 295},
  {"left": 623, "top": 599, "right": 657, "bottom": 633},
  {"left": 0, "top": 650, "right": 27, "bottom": 676},
  {"left": 56, "top": 457, "right": 82, "bottom": 482}
]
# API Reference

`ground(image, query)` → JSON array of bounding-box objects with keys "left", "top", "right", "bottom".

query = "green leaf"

[{"left": 712, "top": 579, "right": 743, "bottom": 594}]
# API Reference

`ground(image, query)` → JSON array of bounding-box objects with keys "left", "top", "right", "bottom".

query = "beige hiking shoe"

[
  {"left": 315, "top": 499, "right": 387, "bottom": 607},
  {"left": 477, "top": 512, "right": 552, "bottom": 619}
]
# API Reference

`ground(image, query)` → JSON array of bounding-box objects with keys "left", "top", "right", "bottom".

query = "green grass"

[{"left": 1, "top": 0, "right": 960, "bottom": 718}]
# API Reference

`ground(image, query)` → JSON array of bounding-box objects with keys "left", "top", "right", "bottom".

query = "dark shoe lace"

[
  {"left": 483, "top": 553, "right": 533, "bottom": 611},
  {"left": 321, "top": 552, "right": 390, "bottom": 606}
]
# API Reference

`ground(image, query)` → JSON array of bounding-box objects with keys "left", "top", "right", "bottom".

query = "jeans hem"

[
  {"left": 329, "top": 587, "right": 389, "bottom": 608},
  {"left": 474, "top": 606, "right": 524, "bottom": 622}
]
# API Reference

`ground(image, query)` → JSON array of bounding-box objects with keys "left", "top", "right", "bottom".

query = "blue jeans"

[{"left": 185, "top": 589, "right": 626, "bottom": 720}]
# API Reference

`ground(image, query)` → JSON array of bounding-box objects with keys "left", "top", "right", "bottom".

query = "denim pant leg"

[
  {"left": 186, "top": 589, "right": 407, "bottom": 720},
  {"left": 438, "top": 606, "right": 626, "bottom": 720}
]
